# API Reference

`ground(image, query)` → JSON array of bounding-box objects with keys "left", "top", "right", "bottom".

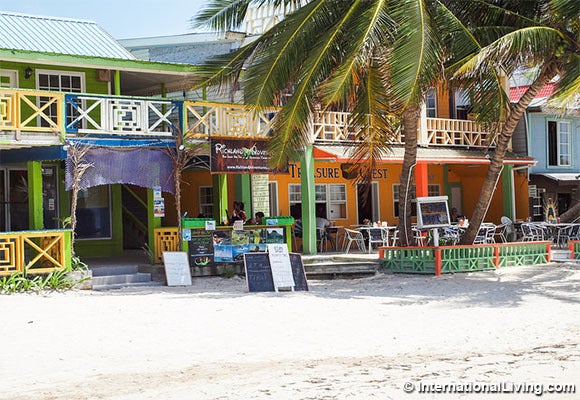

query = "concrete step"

[
  {"left": 304, "top": 262, "right": 379, "bottom": 278},
  {"left": 93, "top": 281, "right": 164, "bottom": 291},
  {"left": 552, "top": 249, "right": 574, "bottom": 262},
  {"left": 90, "top": 265, "right": 140, "bottom": 277},
  {"left": 91, "top": 272, "right": 153, "bottom": 287}
]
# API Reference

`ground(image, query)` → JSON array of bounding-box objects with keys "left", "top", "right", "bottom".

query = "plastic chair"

[
  {"left": 343, "top": 228, "right": 366, "bottom": 253},
  {"left": 367, "top": 227, "right": 389, "bottom": 253},
  {"left": 317, "top": 228, "right": 328, "bottom": 252}
]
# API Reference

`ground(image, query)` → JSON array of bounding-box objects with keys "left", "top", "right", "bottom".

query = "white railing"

[
  {"left": 426, "top": 118, "right": 498, "bottom": 148},
  {"left": 184, "top": 102, "right": 278, "bottom": 141},
  {"left": 65, "top": 94, "right": 178, "bottom": 137},
  {"left": 312, "top": 111, "right": 404, "bottom": 144}
]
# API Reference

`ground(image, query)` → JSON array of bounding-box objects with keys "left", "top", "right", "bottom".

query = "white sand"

[{"left": 1, "top": 263, "right": 579, "bottom": 400}]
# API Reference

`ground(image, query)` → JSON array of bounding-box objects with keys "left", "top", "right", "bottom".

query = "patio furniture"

[
  {"left": 343, "top": 228, "right": 366, "bottom": 253},
  {"left": 474, "top": 223, "right": 496, "bottom": 244},
  {"left": 366, "top": 227, "right": 389, "bottom": 253},
  {"left": 496, "top": 216, "right": 515, "bottom": 242},
  {"left": 521, "top": 223, "right": 543, "bottom": 241}
]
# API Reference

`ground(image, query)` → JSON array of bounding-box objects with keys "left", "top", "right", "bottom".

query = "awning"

[{"left": 534, "top": 173, "right": 580, "bottom": 182}]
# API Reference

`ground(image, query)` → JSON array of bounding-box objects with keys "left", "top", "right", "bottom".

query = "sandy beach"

[{"left": 1, "top": 262, "right": 579, "bottom": 400}]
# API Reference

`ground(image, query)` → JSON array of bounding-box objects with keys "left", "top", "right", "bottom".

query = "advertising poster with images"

[
  {"left": 266, "top": 227, "right": 285, "bottom": 244},
  {"left": 210, "top": 138, "right": 288, "bottom": 174}
]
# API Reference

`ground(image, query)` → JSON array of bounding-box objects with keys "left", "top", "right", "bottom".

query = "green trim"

[
  {"left": 64, "top": 229, "right": 72, "bottom": 269},
  {"left": 301, "top": 146, "right": 317, "bottom": 254},
  {"left": 214, "top": 175, "right": 228, "bottom": 224},
  {"left": 114, "top": 70, "right": 121, "bottom": 95},
  {"left": 147, "top": 188, "right": 161, "bottom": 252},
  {"left": 27, "top": 161, "right": 43, "bottom": 230},
  {"left": 502, "top": 164, "right": 515, "bottom": 221},
  {"left": 235, "top": 175, "right": 252, "bottom": 217},
  {"left": 0, "top": 48, "right": 200, "bottom": 74},
  {"left": 74, "top": 185, "right": 123, "bottom": 257},
  {"left": 443, "top": 164, "right": 451, "bottom": 201}
]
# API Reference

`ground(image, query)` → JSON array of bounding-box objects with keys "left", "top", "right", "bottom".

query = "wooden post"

[
  {"left": 301, "top": 145, "right": 317, "bottom": 254},
  {"left": 27, "top": 161, "right": 44, "bottom": 230},
  {"left": 435, "top": 248, "right": 442, "bottom": 276}
]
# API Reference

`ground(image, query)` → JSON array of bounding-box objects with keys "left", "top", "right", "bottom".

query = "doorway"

[{"left": 356, "top": 182, "right": 379, "bottom": 223}]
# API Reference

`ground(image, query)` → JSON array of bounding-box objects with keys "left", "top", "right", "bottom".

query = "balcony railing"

[
  {"left": 184, "top": 101, "right": 277, "bottom": 141},
  {"left": 0, "top": 229, "right": 72, "bottom": 275},
  {"left": 1, "top": 88, "right": 497, "bottom": 150}
]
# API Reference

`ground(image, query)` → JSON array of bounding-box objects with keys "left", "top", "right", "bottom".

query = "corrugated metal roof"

[{"left": 0, "top": 11, "right": 136, "bottom": 60}]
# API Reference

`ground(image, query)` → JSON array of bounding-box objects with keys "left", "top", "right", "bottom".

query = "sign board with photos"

[{"left": 416, "top": 196, "right": 450, "bottom": 228}]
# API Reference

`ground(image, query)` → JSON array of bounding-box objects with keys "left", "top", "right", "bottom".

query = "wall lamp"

[{"left": 24, "top": 66, "right": 33, "bottom": 79}]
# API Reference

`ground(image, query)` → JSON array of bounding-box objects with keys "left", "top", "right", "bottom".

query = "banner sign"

[{"left": 210, "top": 138, "right": 287, "bottom": 174}]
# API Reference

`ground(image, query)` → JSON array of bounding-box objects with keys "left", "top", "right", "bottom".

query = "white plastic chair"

[{"left": 343, "top": 228, "right": 366, "bottom": 253}]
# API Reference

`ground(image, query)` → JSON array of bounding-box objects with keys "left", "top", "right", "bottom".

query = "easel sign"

[
  {"left": 244, "top": 252, "right": 308, "bottom": 292},
  {"left": 162, "top": 251, "right": 193, "bottom": 286},
  {"left": 268, "top": 243, "right": 295, "bottom": 291}
]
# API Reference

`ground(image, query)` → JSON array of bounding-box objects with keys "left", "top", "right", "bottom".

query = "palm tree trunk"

[
  {"left": 560, "top": 198, "right": 580, "bottom": 223},
  {"left": 398, "top": 106, "right": 421, "bottom": 246},
  {"left": 459, "top": 61, "right": 560, "bottom": 244}
]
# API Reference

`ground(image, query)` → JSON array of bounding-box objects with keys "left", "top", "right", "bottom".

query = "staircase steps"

[
  {"left": 88, "top": 256, "right": 163, "bottom": 290},
  {"left": 301, "top": 254, "right": 382, "bottom": 278},
  {"left": 551, "top": 249, "right": 576, "bottom": 262}
]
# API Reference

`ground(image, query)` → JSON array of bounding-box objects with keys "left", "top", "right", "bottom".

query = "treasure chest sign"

[{"left": 210, "top": 138, "right": 287, "bottom": 174}]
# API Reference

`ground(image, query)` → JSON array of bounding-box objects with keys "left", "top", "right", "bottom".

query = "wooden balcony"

[{"left": 1, "top": 89, "right": 497, "bottom": 150}]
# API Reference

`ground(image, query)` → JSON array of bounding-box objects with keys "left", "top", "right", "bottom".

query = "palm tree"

[
  {"left": 448, "top": 0, "right": 579, "bottom": 244},
  {"left": 193, "top": 0, "right": 497, "bottom": 247}
]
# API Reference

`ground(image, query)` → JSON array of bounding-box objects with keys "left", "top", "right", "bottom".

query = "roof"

[
  {"left": 0, "top": 11, "right": 135, "bottom": 60},
  {"left": 509, "top": 82, "right": 556, "bottom": 105},
  {"left": 532, "top": 173, "right": 580, "bottom": 182}
]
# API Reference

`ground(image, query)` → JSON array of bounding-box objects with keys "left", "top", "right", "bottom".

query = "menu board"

[
  {"left": 163, "top": 252, "right": 192, "bottom": 286},
  {"left": 188, "top": 231, "right": 214, "bottom": 268},
  {"left": 416, "top": 196, "right": 450, "bottom": 228}
]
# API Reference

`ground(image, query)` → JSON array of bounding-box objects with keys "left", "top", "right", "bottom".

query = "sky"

[{"left": 0, "top": 0, "right": 208, "bottom": 39}]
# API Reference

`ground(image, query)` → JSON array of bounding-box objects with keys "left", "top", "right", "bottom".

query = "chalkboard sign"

[
  {"left": 289, "top": 253, "right": 308, "bottom": 291},
  {"left": 188, "top": 232, "right": 214, "bottom": 268},
  {"left": 163, "top": 251, "right": 192, "bottom": 286},
  {"left": 243, "top": 253, "right": 275, "bottom": 292},
  {"left": 244, "top": 252, "right": 308, "bottom": 292}
]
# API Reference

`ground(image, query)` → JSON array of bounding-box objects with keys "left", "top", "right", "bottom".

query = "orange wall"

[{"left": 174, "top": 161, "right": 529, "bottom": 227}]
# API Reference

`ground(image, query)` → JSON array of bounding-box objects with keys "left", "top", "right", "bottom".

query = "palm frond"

[
  {"left": 388, "top": 0, "right": 443, "bottom": 109},
  {"left": 268, "top": 0, "right": 366, "bottom": 168},
  {"left": 192, "top": 0, "right": 253, "bottom": 31}
]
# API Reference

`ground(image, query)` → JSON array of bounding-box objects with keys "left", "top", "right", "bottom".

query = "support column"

[
  {"left": 502, "top": 164, "right": 515, "bottom": 220},
  {"left": 300, "top": 146, "right": 317, "bottom": 254},
  {"left": 443, "top": 164, "right": 451, "bottom": 200},
  {"left": 27, "top": 161, "right": 43, "bottom": 230},
  {"left": 415, "top": 163, "right": 429, "bottom": 198},
  {"left": 234, "top": 175, "right": 252, "bottom": 217},
  {"left": 114, "top": 70, "right": 121, "bottom": 95},
  {"left": 147, "top": 188, "right": 162, "bottom": 253},
  {"left": 213, "top": 174, "right": 229, "bottom": 224}
]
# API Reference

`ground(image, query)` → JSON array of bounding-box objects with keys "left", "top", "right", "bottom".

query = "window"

[
  {"left": 393, "top": 184, "right": 440, "bottom": 217},
  {"left": 548, "top": 120, "right": 571, "bottom": 167},
  {"left": 425, "top": 88, "right": 437, "bottom": 118},
  {"left": 454, "top": 89, "right": 471, "bottom": 120},
  {"left": 76, "top": 186, "right": 112, "bottom": 240},
  {"left": 288, "top": 183, "right": 347, "bottom": 219},
  {"left": 199, "top": 186, "right": 213, "bottom": 218},
  {"left": 37, "top": 70, "right": 84, "bottom": 127}
]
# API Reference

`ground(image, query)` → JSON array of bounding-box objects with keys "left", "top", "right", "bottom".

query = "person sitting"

[
  {"left": 450, "top": 207, "right": 459, "bottom": 223},
  {"left": 249, "top": 211, "right": 265, "bottom": 225},
  {"left": 228, "top": 201, "right": 247, "bottom": 224}
]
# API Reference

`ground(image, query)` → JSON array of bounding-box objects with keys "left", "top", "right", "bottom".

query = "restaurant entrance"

[{"left": 356, "top": 182, "right": 379, "bottom": 224}]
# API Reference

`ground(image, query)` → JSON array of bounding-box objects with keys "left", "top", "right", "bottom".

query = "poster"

[
  {"left": 416, "top": 196, "right": 450, "bottom": 228},
  {"left": 153, "top": 198, "right": 165, "bottom": 217}
]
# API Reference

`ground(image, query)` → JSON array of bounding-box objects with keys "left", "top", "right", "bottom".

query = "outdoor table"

[{"left": 544, "top": 223, "right": 576, "bottom": 247}]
